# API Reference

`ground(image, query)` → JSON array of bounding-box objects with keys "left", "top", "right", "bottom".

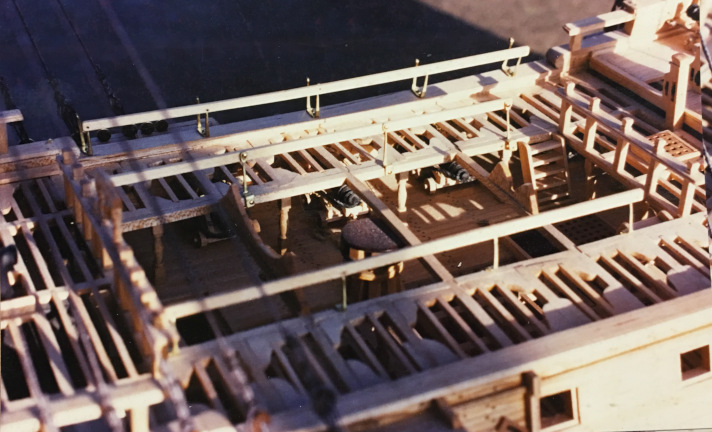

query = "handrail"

[
  {"left": 82, "top": 46, "right": 529, "bottom": 132},
  {"left": 164, "top": 188, "right": 645, "bottom": 319},
  {"left": 558, "top": 88, "right": 700, "bottom": 185},
  {"left": 563, "top": 9, "right": 634, "bottom": 36},
  {"left": 109, "top": 98, "right": 512, "bottom": 187}
]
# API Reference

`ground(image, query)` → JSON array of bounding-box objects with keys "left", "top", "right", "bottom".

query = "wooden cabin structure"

[{"left": 1, "top": 0, "right": 711, "bottom": 431}]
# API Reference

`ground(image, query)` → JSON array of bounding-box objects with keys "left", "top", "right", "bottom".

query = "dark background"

[{"left": 0, "top": 0, "right": 610, "bottom": 144}]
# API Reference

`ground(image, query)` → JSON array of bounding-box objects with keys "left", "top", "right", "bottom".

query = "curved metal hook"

[
  {"left": 502, "top": 38, "right": 523, "bottom": 77},
  {"left": 306, "top": 77, "right": 320, "bottom": 118},
  {"left": 411, "top": 59, "right": 429, "bottom": 98}
]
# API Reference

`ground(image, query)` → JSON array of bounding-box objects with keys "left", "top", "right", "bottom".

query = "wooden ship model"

[{"left": 1, "top": 0, "right": 711, "bottom": 430}]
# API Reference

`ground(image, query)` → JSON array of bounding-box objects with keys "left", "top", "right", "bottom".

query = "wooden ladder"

[{"left": 518, "top": 136, "right": 571, "bottom": 210}]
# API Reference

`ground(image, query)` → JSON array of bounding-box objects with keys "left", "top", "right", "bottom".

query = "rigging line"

[
  {"left": 10, "top": 0, "right": 81, "bottom": 140},
  {"left": 10, "top": 0, "right": 52, "bottom": 82},
  {"left": 88, "top": 0, "right": 342, "bottom": 427},
  {"left": 95, "top": 0, "right": 168, "bottom": 111},
  {"left": 54, "top": 0, "right": 125, "bottom": 116}
]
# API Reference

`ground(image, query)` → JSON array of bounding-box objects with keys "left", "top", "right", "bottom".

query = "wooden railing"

[
  {"left": 58, "top": 148, "right": 179, "bottom": 367},
  {"left": 557, "top": 83, "right": 705, "bottom": 217},
  {"left": 109, "top": 98, "right": 513, "bottom": 190},
  {"left": 563, "top": 9, "right": 634, "bottom": 51},
  {"left": 0, "top": 109, "right": 23, "bottom": 154},
  {"left": 81, "top": 46, "right": 528, "bottom": 134}
]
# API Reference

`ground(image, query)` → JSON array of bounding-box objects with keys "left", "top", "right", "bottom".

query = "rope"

[
  {"left": 54, "top": 0, "right": 126, "bottom": 117},
  {"left": 10, "top": 0, "right": 80, "bottom": 139}
]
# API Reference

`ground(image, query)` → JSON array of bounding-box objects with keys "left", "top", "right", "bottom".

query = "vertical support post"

[
  {"left": 0, "top": 110, "right": 24, "bottom": 154},
  {"left": 582, "top": 98, "right": 600, "bottom": 151},
  {"left": 195, "top": 98, "right": 203, "bottom": 135},
  {"left": 382, "top": 124, "right": 390, "bottom": 174},
  {"left": 130, "top": 406, "right": 150, "bottom": 432},
  {"left": 644, "top": 138, "right": 666, "bottom": 200},
  {"left": 397, "top": 171, "right": 408, "bottom": 213},
  {"left": 0, "top": 120, "right": 7, "bottom": 155},
  {"left": 80, "top": 179, "right": 95, "bottom": 242},
  {"left": 584, "top": 159, "right": 598, "bottom": 200},
  {"left": 677, "top": 180, "right": 695, "bottom": 217},
  {"left": 204, "top": 110, "right": 210, "bottom": 138},
  {"left": 152, "top": 224, "right": 164, "bottom": 283},
  {"left": 558, "top": 82, "right": 576, "bottom": 134},
  {"left": 71, "top": 163, "right": 84, "bottom": 223},
  {"left": 278, "top": 197, "right": 291, "bottom": 255},
  {"left": 628, "top": 202, "right": 635, "bottom": 232},
  {"left": 339, "top": 273, "right": 347, "bottom": 312},
  {"left": 523, "top": 371, "right": 541, "bottom": 432},
  {"left": 493, "top": 237, "right": 499, "bottom": 269},
  {"left": 504, "top": 102, "right": 512, "bottom": 147},
  {"left": 664, "top": 53, "right": 693, "bottom": 130},
  {"left": 613, "top": 117, "right": 634, "bottom": 174}
]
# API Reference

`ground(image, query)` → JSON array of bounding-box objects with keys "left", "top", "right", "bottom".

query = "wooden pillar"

[
  {"left": 130, "top": 405, "right": 150, "bottom": 432},
  {"left": 523, "top": 371, "right": 541, "bottom": 432},
  {"left": 644, "top": 138, "right": 666, "bottom": 201},
  {"left": 0, "top": 120, "right": 6, "bottom": 155},
  {"left": 0, "top": 110, "right": 23, "bottom": 155},
  {"left": 582, "top": 98, "right": 600, "bottom": 151},
  {"left": 278, "top": 197, "right": 291, "bottom": 255},
  {"left": 613, "top": 118, "right": 634, "bottom": 174},
  {"left": 558, "top": 82, "right": 576, "bottom": 136},
  {"left": 71, "top": 163, "right": 84, "bottom": 223},
  {"left": 152, "top": 225, "right": 165, "bottom": 283},
  {"left": 664, "top": 53, "right": 693, "bottom": 130},
  {"left": 584, "top": 159, "right": 599, "bottom": 200},
  {"left": 80, "top": 179, "right": 96, "bottom": 242},
  {"left": 396, "top": 172, "right": 408, "bottom": 213}
]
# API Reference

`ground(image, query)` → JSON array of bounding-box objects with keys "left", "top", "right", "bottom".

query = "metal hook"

[
  {"left": 240, "top": 152, "right": 255, "bottom": 208},
  {"left": 306, "top": 78, "right": 320, "bottom": 118},
  {"left": 196, "top": 97, "right": 203, "bottom": 136},
  {"left": 76, "top": 113, "right": 92, "bottom": 155},
  {"left": 501, "top": 38, "right": 522, "bottom": 77},
  {"left": 504, "top": 102, "right": 512, "bottom": 144},
  {"left": 337, "top": 273, "right": 347, "bottom": 311},
  {"left": 411, "top": 59, "right": 429, "bottom": 98},
  {"left": 382, "top": 123, "right": 393, "bottom": 175}
]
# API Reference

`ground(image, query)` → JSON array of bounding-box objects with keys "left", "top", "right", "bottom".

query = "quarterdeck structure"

[{"left": 1, "top": 0, "right": 711, "bottom": 431}]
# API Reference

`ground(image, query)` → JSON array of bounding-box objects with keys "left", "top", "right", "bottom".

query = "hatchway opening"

[
  {"left": 176, "top": 313, "right": 216, "bottom": 346},
  {"left": 680, "top": 345, "right": 710, "bottom": 381},
  {"left": 540, "top": 389, "right": 576, "bottom": 429},
  {"left": 1, "top": 329, "right": 30, "bottom": 400},
  {"left": 509, "top": 230, "right": 560, "bottom": 257},
  {"left": 553, "top": 214, "right": 616, "bottom": 246}
]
